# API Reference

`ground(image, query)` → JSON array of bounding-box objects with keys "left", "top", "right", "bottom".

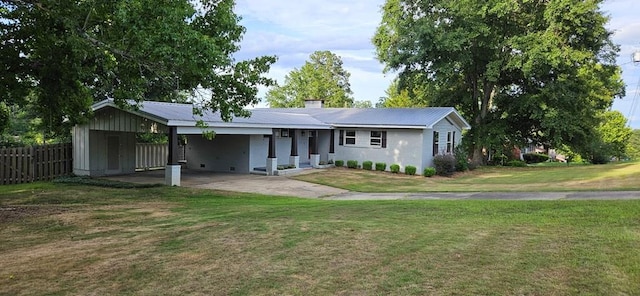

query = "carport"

[{"left": 73, "top": 100, "right": 331, "bottom": 186}]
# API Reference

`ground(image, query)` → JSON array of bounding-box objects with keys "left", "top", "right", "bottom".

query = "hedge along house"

[{"left": 72, "top": 99, "right": 470, "bottom": 186}]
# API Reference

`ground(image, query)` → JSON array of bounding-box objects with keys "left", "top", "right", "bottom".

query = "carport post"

[
  {"left": 165, "top": 126, "right": 181, "bottom": 186},
  {"left": 289, "top": 129, "right": 299, "bottom": 168},
  {"left": 266, "top": 131, "right": 277, "bottom": 175}
]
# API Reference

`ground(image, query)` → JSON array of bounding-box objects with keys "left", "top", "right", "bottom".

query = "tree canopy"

[
  {"left": 266, "top": 50, "right": 354, "bottom": 108},
  {"left": 373, "top": 0, "right": 624, "bottom": 163},
  {"left": 0, "top": 0, "right": 275, "bottom": 139}
]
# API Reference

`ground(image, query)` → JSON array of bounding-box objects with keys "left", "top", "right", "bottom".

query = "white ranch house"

[{"left": 72, "top": 99, "right": 471, "bottom": 185}]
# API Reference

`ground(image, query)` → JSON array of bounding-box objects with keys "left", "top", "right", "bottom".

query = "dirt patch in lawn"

[{"left": 0, "top": 206, "right": 73, "bottom": 223}]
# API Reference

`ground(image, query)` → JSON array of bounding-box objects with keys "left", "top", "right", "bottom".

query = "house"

[{"left": 72, "top": 99, "right": 471, "bottom": 185}]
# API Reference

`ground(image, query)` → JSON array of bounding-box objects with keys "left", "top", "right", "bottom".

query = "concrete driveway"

[
  {"left": 104, "top": 169, "right": 640, "bottom": 200},
  {"left": 105, "top": 169, "right": 348, "bottom": 198}
]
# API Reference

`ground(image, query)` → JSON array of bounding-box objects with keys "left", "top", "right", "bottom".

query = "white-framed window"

[
  {"left": 370, "top": 131, "right": 382, "bottom": 146},
  {"left": 345, "top": 130, "right": 356, "bottom": 145},
  {"left": 446, "top": 131, "right": 453, "bottom": 153}
]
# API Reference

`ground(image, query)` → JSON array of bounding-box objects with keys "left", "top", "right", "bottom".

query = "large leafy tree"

[
  {"left": 0, "top": 0, "right": 275, "bottom": 138},
  {"left": 266, "top": 50, "right": 354, "bottom": 108},
  {"left": 595, "top": 110, "right": 632, "bottom": 160},
  {"left": 373, "top": 0, "right": 624, "bottom": 163}
]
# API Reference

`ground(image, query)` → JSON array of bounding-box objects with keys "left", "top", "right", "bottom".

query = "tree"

[
  {"left": 627, "top": 130, "right": 640, "bottom": 160},
  {"left": 373, "top": 0, "right": 624, "bottom": 164},
  {"left": 266, "top": 51, "right": 353, "bottom": 108},
  {"left": 596, "top": 110, "right": 632, "bottom": 160},
  {"left": 0, "top": 0, "right": 275, "bottom": 139},
  {"left": 377, "top": 78, "right": 429, "bottom": 108}
]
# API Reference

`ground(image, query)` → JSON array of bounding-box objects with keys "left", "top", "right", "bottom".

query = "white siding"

[
  {"left": 335, "top": 128, "right": 424, "bottom": 172},
  {"left": 249, "top": 135, "right": 268, "bottom": 170},
  {"left": 85, "top": 131, "right": 136, "bottom": 176},
  {"left": 89, "top": 107, "right": 168, "bottom": 133},
  {"left": 72, "top": 125, "right": 91, "bottom": 176},
  {"left": 185, "top": 134, "right": 250, "bottom": 173}
]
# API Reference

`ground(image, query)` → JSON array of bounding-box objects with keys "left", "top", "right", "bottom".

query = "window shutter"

[
  {"left": 339, "top": 130, "right": 344, "bottom": 146},
  {"left": 381, "top": 131, "right": 387, "bottom": 148},
  {"left": 453, "top": 131, "right": 456, "bottom": 150}
]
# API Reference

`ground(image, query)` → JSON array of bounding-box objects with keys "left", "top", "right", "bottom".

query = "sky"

[{"left": 233, "top": 0, "right": 640, "bottom": 128}]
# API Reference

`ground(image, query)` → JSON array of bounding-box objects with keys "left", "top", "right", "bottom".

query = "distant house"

[{"left": 72, "top": 99, "right": 470, "bottom": 185}]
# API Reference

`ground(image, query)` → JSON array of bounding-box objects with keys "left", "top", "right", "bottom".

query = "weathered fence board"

[{"left": 0, "top": 143, "right": 73, "bottom": 185}]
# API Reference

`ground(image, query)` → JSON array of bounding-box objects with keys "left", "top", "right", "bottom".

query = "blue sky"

[{"left": 234, "top": 0, "right": 640, "bottom": 128}]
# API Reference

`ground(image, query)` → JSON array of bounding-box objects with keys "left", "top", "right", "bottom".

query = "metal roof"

[{"left": 91, "top": 100, "right": 471, "bottom": 130}]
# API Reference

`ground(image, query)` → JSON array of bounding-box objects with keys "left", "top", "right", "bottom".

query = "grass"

[
  {"left": 293, "top": 161, "right": 640, "bottom": 192},
  {"left": 1, "top": 182, "right": 640, "bottom": 295}
]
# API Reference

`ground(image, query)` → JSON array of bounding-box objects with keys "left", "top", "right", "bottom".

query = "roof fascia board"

[
  {"left": 426, "top": 110, "right": 471, "bottom": 130},
  {"left": 168, "top": 120, "right": 331, "bottom": 130},
  {"left": 92, "top": 100, "right": 169, "bottom": 125},
  {"left": 331, "top": 124, "right": 426, "bottom": 129}
]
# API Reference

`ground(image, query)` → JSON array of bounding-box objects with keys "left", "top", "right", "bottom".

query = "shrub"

[
  {"left": 423, "top": 167, "right": 436, "bottom": 177},
  {"left": 277, "top": 165, "right": 286, "bottom": 170},
  {"left": 347, "top": 160, "right": 358, "bottom": 169},
  {"left": 375, "top": 162, "right": 386, "bottom": 171},
  {"left": 362, "top": 160, "right": 373, "bottom": 170},
  {"left": 506, "top": 160, "right": 527, "bottom": 167},
  {"left": 453, "top": 145, "right": 469, "bottom": 172},
  {"left": 405, "top": 165, "right": 417, "bottom": 175},
  {"left": 523, "top": 153, "right": 550, "bottom": 164},
  {"left": 390, "top": 164, "right": 400, "bottom": 173},
  {"left": 433, "top": 154, "right": 456, "bottom": 176},
  {"left": 287, "top": 164, "right": 296, "bottom": 169},
  {"left": 335, "top": 160, "right": 344, "bottom": 167}
]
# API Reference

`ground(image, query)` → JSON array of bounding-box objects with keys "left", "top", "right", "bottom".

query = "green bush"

[
  {"left": 347, "top": 160, "right": 358, "bottom": 169},
  {"left": 523, "top": 153, "right": 549, "bottom": 164},
  {"left": 405, "top": 165, "right": 417, "bottom": 175},
  {"left": 423, "top": 167, "right": 436, "bottom": 177},
  {"left": 453, "top": 145, "right": 469, "bottom": 172},
  {"left": 506, "top": 160, "right": 527, "bottom": 167},
  {"left": 362, "top": 160, "right": 373, "bottom": 170},
  {"left": 375, "top": 162, "right": 386, "bottom": 171},
  {"left": 335, "top": 160, "right": 344, "bottom": 167},
  {"left": 433, "top": 154, "right": 456, "bottom": 176},
  {"left": 390, "top": 164, "right": 400, "bottom": 173}
]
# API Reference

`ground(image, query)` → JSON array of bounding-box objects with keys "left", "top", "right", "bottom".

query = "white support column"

[
  {"left": 310, "top": 154, "right": 320, "bottom": 168},
  {"left": 165, "top": 164, "right": 181, "bottom": 186},
  {"left": 266, "top": 158, "right": 278, "bottom": 176},
  {"left": 327, "top": 153, "right": 335, "bottom": 163},
  {"left": 289, "top": 155, "right": 300, "bottom": 168}
]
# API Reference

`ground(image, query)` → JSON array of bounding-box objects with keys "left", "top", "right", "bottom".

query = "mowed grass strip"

[
  {"left": 294, "top": 161, "right": 640, "bottom": 192},
  {"left": 1, "top": 183, "right": 640, "bottom": 295}
]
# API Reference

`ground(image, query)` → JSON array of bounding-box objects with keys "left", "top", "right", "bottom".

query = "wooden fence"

[{"left": 0, "top": 143, "right": 73, "bottom": 185}]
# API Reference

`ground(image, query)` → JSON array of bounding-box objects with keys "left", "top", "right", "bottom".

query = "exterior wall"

[
  {"left": 249, "top": 135, "right": 268, "bottom": 170},
  {"left": 72, "top": 125, "right": 91, "bottom": 176},
  {"left": 317, "top": 130, "right": 330, "bottom": 163},
  {"left": 424, "top": 118, "right": 465, "bottom": 168},
  {"left": 84, "top": 130, "right": 136, "bottom": 176},
  {"left": 185, "top": 134, "right": 250, "bottom": 173},
  {"left": 334, "top": 128, "right": 424, "bottom": 172},
  {"left": 89, "top": 107, "right": 168, "bottom": 133}
]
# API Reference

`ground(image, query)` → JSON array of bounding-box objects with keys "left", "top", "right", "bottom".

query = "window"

[
  {"left": 446, "top": 131, "right": 453, "bottom": 153},
  {"left": 280, "top": 129, "right": 289, "bottom": 137},
  {"left": 345, "top": 130, "right": 356, "bottom": 145},
  {"left": 370, "top": 131, "right": 382, "bottom": 146},
  {"left": 433, "top": 131, "right": 439, "bottom": 156}
]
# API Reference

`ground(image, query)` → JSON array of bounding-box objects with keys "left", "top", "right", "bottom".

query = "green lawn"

[
  {"left": 1, "top": 182, "right": 639, "bottom": 295},
  {"left": 294, "top": 161, "right": 640, "bottom": 192}
]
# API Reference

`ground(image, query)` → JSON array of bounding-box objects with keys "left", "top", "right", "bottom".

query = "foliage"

[
  {"left": 596, "top": 110, "right": 632, "bottom": 160},
  {"left": 433, "top": 154, "right": 456, "bottom": 176},
  {"left": 404, "top": 165, "right": 417, "bottom": 175},
  {"left": 0, "top": 0, "right": 275, "bottom": 139},
  {"left": 375, "top": 162, "right": 387, "bottom": 171},
  {"left": 362, "top": 161, "right": 373, "bottom": 170},
  {"left": 334, "top": 160, "right": 344, "bottom": 167},
  {"left": 347, "top": 160, "right": 359, "bottom": 169},
  {"left": 506, "top": 160, "right": 528, "bottom": 167},
  {"left": 373, "top": 0, "right": 624, "bottom": 164},
  {"left": 352, "top": 100, "right": 373, "bottom": 108},
  {"left": 523, "top": 153, "right": 550, "bottom": 164},
  {"left": 423, "top": 167, "right": 436, "bottom": 177},
  {"left": 627, "top": 130, "right": 640, "bottom": 160},
  {"left": 390, "top": 164, "right": 400, "bottom": 173},
  {"left": 136, "top": 133, "right": 168, "bottom": 144},
  {"left": 453, "top": 145, "right": 469, "bottom": 172},
  {"left": 376, "top": 78, "right": 429, "bottom": 108},
  {"left": 266, "top": 51, "right": 353, "bottom": 108}
]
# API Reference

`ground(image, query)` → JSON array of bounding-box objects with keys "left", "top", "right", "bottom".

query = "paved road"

[{"left": 324, "top": 191, "right": 640, "bottom": 200}]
